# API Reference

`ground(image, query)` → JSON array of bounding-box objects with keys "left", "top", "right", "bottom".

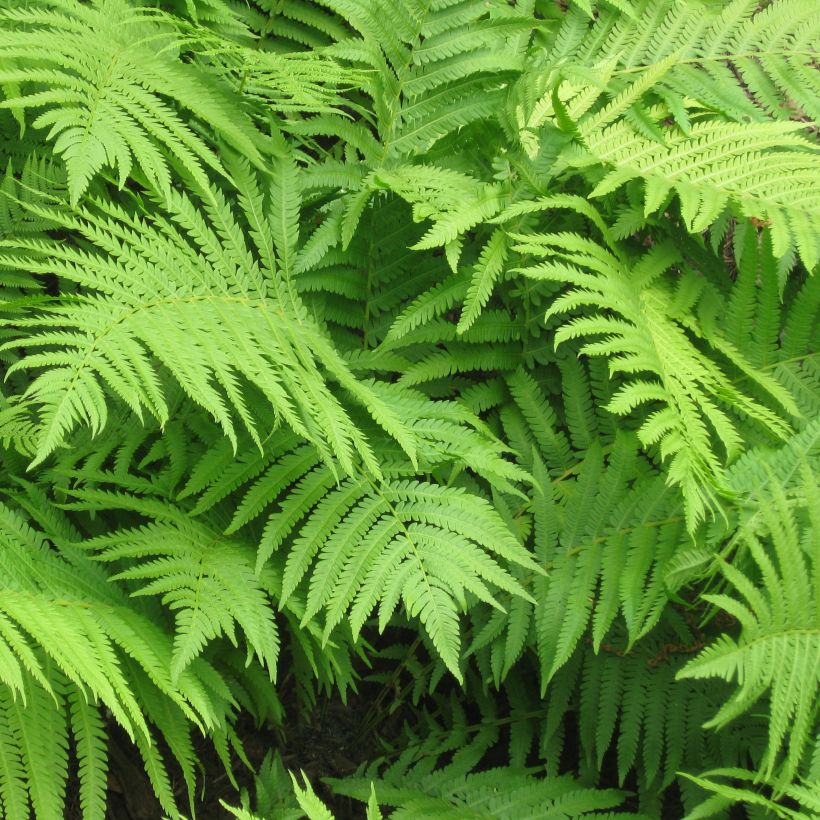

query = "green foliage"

[
  {"left": 679, "top": 469, "right": 820, "bottom": 783},
  {"left": 0, "top": 0, "right": 262, "bottom": 203},
  {"left": 0, "top": 0, "right": 818, "bottom": 817}
]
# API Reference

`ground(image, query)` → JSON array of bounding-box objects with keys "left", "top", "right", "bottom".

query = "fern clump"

[{"left": 0, "top": 0, "right": 818, "bottom": 817}]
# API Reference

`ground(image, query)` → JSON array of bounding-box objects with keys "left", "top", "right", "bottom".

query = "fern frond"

[
  {"left": 679, "top": 471, "right": 820, "bottom": 781},
  {"left": 546, "top": 0, "right": 820, "bottom": 125},
  {"left": 457, "top": 229, "right": 508, "bottom": 333},
  {"left": 0, "top": 495, "right": 237, "bottom": 818},
  {"left": 568, "top": 120, "right": 820, "bottom": 266},
  {"left": 515, "top": 237, "right": 797, "bottom": 527},
  {"left": 67, "top": 690, "right": 108, "bottom": 820},
  {"left": 266, "top": 465, "right": 539, "bottom": 680},
  {"left": 682, "top": 768, "right": 820, "bottom": 820},
  {"left": 76, "top": 494, "right": 280, "bottom": 682},
  {"left": 0, "top": 0, "right": 262, "bottom": 202},
  {"left": 0, "top": 182, "right": 419, "bottom": 473},
  {"left": 531, "top": 435, "right": 687, "bottom": 688},
  {"left": 331, "top": 765, "right": 632, "bottom": 819}
]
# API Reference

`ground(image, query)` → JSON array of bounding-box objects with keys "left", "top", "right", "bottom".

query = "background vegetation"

[{"left": 0, "top": 0, "right": 818, "bottom": 817}]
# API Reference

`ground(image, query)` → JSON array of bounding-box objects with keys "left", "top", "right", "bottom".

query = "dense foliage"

[{"left": 0, "top": 0, "right": 818, "bottom": 817}]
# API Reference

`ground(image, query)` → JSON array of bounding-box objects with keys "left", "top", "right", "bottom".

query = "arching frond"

[
  {"left": 263, "top": 462, "right": 537, "bottom": 680},
  {"left": 514, "top": 236, "right": 798, "bottom": 527},
  {"left": 0, "top": 177, "right": 418, "bottom": 473},
  {"left": 0, "top": 0, "right": 262, "bottom": 202}
]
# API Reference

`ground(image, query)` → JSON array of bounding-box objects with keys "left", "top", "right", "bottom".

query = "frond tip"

[{"left": 275, "top": 469, "right": 540, "bottom": 681}]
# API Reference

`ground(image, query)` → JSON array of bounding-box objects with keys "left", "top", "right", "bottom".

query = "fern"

[
  {"left": 0, "top": 0, "right": 817, "bottom": 816},
  {"left": 0, "top": 0, "right": 263, "bottom": 203},
  {"left": 514, "top": 234, "right": 797, "bottom": 527},
  {"left": 567, "top": 120, "right": 820, "bottom": 268},
  {"left": 75, "top": 494, "right": 281, "bottom": 681},
  {"left": 0, "top": 174, "right": 419, "bottom": 474},
  {"left": 226, "top": 754, "right": 643, "bottom": 820},
  {"left": 547, "top": 0, "right": 820, "bottom": 124},
  {"left": 195, "top": 439, "right": 538, "bottom": 680},
  {"left": 679, "top": 469, "right": 820, "bottom": 782},
  {"left": 0, "top": 496, "right": 233, "bottom": 818},
  {"left": 681, "top": 768, "right": 820, "bottom": 820}
]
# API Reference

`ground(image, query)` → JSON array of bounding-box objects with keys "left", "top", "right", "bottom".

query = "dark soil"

[{"left": 90, "top": 689, "right": 386, "bottom": 820}]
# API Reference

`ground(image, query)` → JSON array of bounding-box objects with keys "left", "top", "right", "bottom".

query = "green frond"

[
  {"left": 679, "top": 471, "right": 820, "bottom": 781},
  {"left": 77, "top": 495, "right": 280, "bottom": 681},
  {"left": 505, "top": 368, "right": 572, "bottom": 472},
  {"left": 385, "top": 270, "right": 469, "bottom": 342},
  {"left": 0, "top": 688, "right": 28, "bottom": 820},
  {"left": 532, "top": 436, "right": 688, "bottom": 689},
  {"left": 0, "top": 154, "right": 66, "bottom": 242},
  {"left": 10, "top": 679, "right": 69, "bottom": 820},
  {"left": 557, "top": 354, "right": 597, "bottom": 453},
  {"left": 331, "top": 765, "right": 633, "bottom": 819},
  {"left": 516, "top": 236, "right": 797, "bottom": 527},
  {"left": 0, "top": 183, "right": 421, "bottom": 474},
  {"left": 569, "top": 120, "right": 820, "bottom": 267},
  {"left": 291, "top": 771, "right": 334, "bottom": 820},
  {"left": 682, "top": 768, "right": 820, "bottom": 820},
  {"left": 0, "top": 494, "right": 238, "bottom": 818},
  {"left": 68, "top": 690, "right": 108, "bottom": 820},
  {"left": 546, "top": 0, "right": 820, "bottom": 125},
  {"left": 264, "top": 466, "right": 538, "bottom": 680},
  {"left": 457, "top": 229, "right": 508, "bottom": 333},
  {"left": 0, "top": 0, "right": 262, "bottom": 202}
]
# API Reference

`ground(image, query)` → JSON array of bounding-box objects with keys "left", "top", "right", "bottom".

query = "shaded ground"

[{"left": 83, "top": 691, "right": 383, "bottom": 820}]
